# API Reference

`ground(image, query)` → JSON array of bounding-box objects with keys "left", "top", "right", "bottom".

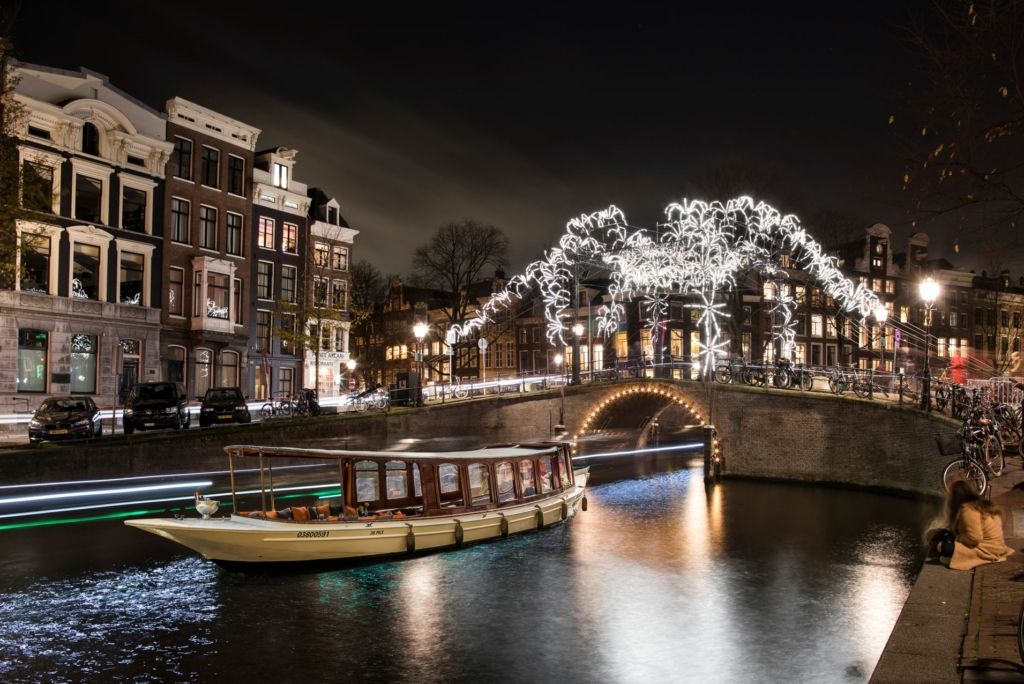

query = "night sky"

[{"left": 13, "top": 2, "right": 973, "bottom": 277}]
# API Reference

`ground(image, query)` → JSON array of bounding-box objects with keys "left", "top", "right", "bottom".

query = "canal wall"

[{"left": 0, "top": 381, "right": 957, "bottom": 497}]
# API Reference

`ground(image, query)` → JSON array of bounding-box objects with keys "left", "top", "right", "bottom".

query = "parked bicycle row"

[{"left": 939, "top": 384, "right": 1023, "bottom": 495}]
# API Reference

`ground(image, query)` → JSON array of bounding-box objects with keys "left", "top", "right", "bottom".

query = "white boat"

[{"left": 126, "top": 442, "right": 589, "bottom": 567}]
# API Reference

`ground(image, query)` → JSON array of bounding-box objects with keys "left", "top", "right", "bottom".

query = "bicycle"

[
  {"left": 714, "top": 357, "right": 744, "bottom": 384},
  {"left": 852, "top": 371, "right": 891, "bottom": 399},
  {"left": 827, "top": 366, "right": 855, "bottom": 395},
  {"left": 941, "top": 414, "right": 1004, "bottom": 495},
  {"left": 260, "top": 394, "right": 294, "bottom": 419}
]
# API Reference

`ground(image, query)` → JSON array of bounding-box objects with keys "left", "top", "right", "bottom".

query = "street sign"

[
  {"left": 893, "top": 329, "right": 901, "bottom": 346},
  {"left": 446, "top": 328, "right": 458, "bottom": 345},
  {"left": 477, "top": 338, "right": 488, "bottom": 351}
]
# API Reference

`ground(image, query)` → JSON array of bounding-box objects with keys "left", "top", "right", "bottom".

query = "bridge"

[{"left": 0, "top": 375, "right": 955, "bottom": 498}]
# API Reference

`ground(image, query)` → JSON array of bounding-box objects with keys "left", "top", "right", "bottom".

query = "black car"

[
  {"left": 199, "top": 387, "right": 251, "bottom": 427},
  {"left": 28, "top": 396, "right": 103, "bottom": 443},
  {"left": 123, "top": 382, "right": 191, "bottom": 435}
]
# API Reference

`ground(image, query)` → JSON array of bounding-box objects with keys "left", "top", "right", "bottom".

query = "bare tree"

[
  {"left": 411, "top": 219, "right": 508, "bottom": 323},
  {"left": 898, "top": 1, "right": 1024, "bottom": 248},
  {"left": 348, "top": 259, "right": 388, "bottom": 385}
]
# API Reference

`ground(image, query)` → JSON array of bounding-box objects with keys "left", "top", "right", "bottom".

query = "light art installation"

[{"left": 451, "top": 196, "right": 884, "bottom": 377}]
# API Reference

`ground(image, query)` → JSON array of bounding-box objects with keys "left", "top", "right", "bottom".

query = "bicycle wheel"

[
  {"left": 982, "top": 436, "right": 1005, "bottom": 477},
  {"left": 773, "top": 371, "right": 791, "bottom": 389},
  {"left": 943, "top": 458, "right": 987, "bottom": 495},
  {"left": 828, "top": 378, "right": 840, "bottom": 394},
  {"left": 714, "top": 367, "right": 732, "bottom": 384},
  {"left": 799, "top": 372, "right": 813, "bottom": 391},
  {"left": 853, "top": 381, "right": 870, "bottom": 399},
  {"left": 260, "top": 403, "right": 272, "bottom": 419},
  {"left": 454, "top": 387, "right": 468, "bottom": 399}
]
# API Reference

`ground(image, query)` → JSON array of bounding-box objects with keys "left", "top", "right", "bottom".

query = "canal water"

[{"left": 0, "top": 464, "right": 938, "bottom": 683}]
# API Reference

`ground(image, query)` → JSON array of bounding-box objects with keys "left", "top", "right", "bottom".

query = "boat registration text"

[{"left": 296, "top": 530, "right": 329, "bottom": 538}]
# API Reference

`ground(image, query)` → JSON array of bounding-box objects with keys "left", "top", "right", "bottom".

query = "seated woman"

[{"left": 935, "top": 481, "right": 1015, "bottom": 570}]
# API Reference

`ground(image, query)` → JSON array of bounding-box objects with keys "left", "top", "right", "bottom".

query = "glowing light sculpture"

[{"left": 451, "top": 197, "right": 883, "bottom": 379}]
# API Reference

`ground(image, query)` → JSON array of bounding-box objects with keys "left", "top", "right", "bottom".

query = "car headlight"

[
  {"left": 235, "top": 405, "right": 247, "bottom": 411},
  {"left": 123, "top": 408, "right": 133, "bottom": 417},
  {"left": 73, "top": 418, "right": 90, "bottom": 427},
  {"left": 29, "top": 419, "right": 41, "bottom": 428},
  {"left": 165, "top": 407, "right": 178, "bottom": 414}
]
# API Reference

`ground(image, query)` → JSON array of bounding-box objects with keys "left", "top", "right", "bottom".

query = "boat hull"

[{"left": 125, "top": 473, "right": 588, "bottom": 564}]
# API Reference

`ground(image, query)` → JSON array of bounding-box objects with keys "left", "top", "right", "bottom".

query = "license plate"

[
  {"left": 50, "top": 428, "right": 68, "bottom": 435},
  {"left": 144, "top": 422, "right": 155, "bottom": 427},
  {"left": 218, "top": 414, "right": 233, "bottom": 420}
]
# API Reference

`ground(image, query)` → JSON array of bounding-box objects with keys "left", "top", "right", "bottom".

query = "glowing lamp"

[
  {"left": 919, "top": 277, "right": 940, "bottom": 305},
  {"left": 873, "top": 306, "right": 888, "bottom": 324},
  {"left": 412, "top": 322, "right": 428, "bottom": 341}
]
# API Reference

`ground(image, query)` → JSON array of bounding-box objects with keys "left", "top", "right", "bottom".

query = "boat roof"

[{"left": 224, "top": 444, "right": 561, "bottom": 462}]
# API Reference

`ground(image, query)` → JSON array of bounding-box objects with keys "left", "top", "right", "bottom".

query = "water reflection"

[{"left": 0, "top": 467, "right": 936, "bottom": 683}]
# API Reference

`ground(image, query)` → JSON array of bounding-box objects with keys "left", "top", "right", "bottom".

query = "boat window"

[
  {"left": 355, "top": 460, "right": 380, "bottom": 502},
  {"left": 439, "top": 463, "right": 459, "bottom": 494},
  {"left": 519, "top": 459, "right": 536, "bottom": 497},
  {"left": 468, "top": 463, "right": 491, "bottom": 505},
  {"left": 412, "top": 463, "right": 422, "bottom": 497},
  {"left": 386, "top": 460, "right": 408, "bottom": 500},
  {"left": 496, "top": 462, "right": 515, "bottom": 502},
  {"left": 538, "top": 455, "right": 554, "bottom": 493},
  {"left": 559, "top": 451, "right": 572, "bottom": 486}
]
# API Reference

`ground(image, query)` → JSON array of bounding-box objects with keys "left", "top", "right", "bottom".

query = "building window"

[
  {"left": 75, "top": 175, "right": 103, "bottom": 223},
  {"left": 949, "top": 312, "right": 958, "bottom": 328},
  {"left": 169, "top": 267, "right": 184, "bottom": 316},
  {"left": 22, "top": 161, "right": 53, "bottom": 212},
  {"left": 72, "top": 243, "right": 101, "bottom": 299},
  {"left": 119, "top": 251, "right": 144, "bottom": 305},
  {"left": 233, "top": 278, "right": 243, "bottom": 325},
  {"left": 81, "top": 122, "right": 99, "bottom": 156},
  {"left": 206, "top": 272, "right": 230, "bottom": 319},
  {"left": 171, "top": 136, "right": 192, "bottom": 179},
  {"left": 121, "top": 186, "right": 147, "bottom": 233},
  {"left": 327, "top": 206, "right": 338, "bottom": 224},
  {"left": 226, "top": 212, "right": 243, "bottom": 256},
  {"left": 258, "top": 217, "right": 275, "bottom": 250},
  {"left": 282, "top": 222, "right": 297, "bottom": 253},
  {"left": 171, "top": 197, "right": 190, "bottom": 243},
  {"left": 227, "top": 155, "right": 245, "bottom": 196},
  {"left": 18, "top": 329, "right": 48, "bottom": 393},
  {"left": 194, "top": 348, "right": 213, "bottom": 398},
  {"left": 332, "top": 279, "right": 347, "bottom": 310},
  {"left": 201, "top": 147, "right": 220, "bottom": 188},
  {"left": 20, "top": 232, "right": 51, "bottom": 294},
  {"left": 70, "top": 333, "right": 97, "bottom": 394},
  {"left": 257, "top": 261, "right": 273, "bottom": 300},
  {"left": 273, "top": 162, "right": 288, "bottom": 189},
  {"left": 331, "top": 246, "right": 348, "bottom": 271},
  {"left": 281, "top": 265, "right": 296, "bottom": 303},
  {"left": 280, "top": 367, "right": 294, "bottom": 396},
  {"left": 281, "top": 314, "right": 295, "bottom": 355},
  {"left": 314, "top": 242, "right": 329, "bottom": 267},
  {"left": 219, "top": 351, "right": 239, "bottom": 387},
  {"left": 810, "top": 314, "right": 823, "bottom": 337},
  {"left": 256, "top": 310, "right": 271, "bottom": 352},
  {"left": 199, "top": 206, "right": 217, "bottom": 250},
  {"left": 313, "top": 277, "right": 327, "bottom": 307}
]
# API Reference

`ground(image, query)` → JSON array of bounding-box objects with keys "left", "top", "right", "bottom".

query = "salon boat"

[{"left": 125, "top": 442, "right": 588, "bottom": 566}]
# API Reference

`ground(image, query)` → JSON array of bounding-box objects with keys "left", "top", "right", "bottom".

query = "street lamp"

[
  {"left": 571, "top": 323, "right": 584, "bottom": 385},
  {"left": 344, "top": 358, "right": 356, "bottom": 392},
  {"left": 919, "top": 277, "right": 940, "bottom": 412},
  {"left": 869, "top": 305, "right": 889, "bottom": 400},
  {"left": 413, "top": 322, "right": 428, "bottom": 406},
  {"left": 553, "top": 353, "right": 565, "bottom": 434}
]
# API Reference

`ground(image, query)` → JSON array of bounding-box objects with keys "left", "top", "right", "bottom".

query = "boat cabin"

[{"left": 226, "top": 442, "right": 578, "bottom": 521}]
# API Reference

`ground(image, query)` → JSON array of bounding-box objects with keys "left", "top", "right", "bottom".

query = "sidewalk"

[{"left": 873, "top": 456, "right": 1024, "bottom": 683}]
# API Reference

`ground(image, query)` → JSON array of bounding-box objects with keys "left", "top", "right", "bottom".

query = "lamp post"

[
  {"left": 571, "top": 323, "right": 584, "bottom": 385},
  {"left": 345, "top": 358, "right": 356, "bottom": 392},
  {"left": 870, "top": 305, "right": 888, "bottom": 400},
  {"left": 553, "top": 353, "right": 565, "bottom": 433},
  {"left": 413, "top": 322, "right": 427, "bottom": 407},
  {"left": 445, "top": 328, "right": 457, "bottom": 401},
  {"left": 919, "top": 277, "right": 940, "bottom": 412}
]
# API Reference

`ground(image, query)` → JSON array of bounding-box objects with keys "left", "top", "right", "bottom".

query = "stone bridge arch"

[{"left": 563, "top": 380, "right": 717, "bottom": 461}]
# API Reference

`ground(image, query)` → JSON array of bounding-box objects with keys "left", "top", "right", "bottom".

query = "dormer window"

[
  {"left": 273, "top": 162, "right": 289, "bottom": 189},
  {"left": 82, "top": 122, "right": 100, "bottom": 156},
  {"left": 327, "top": 206, "right": 338, "bottom": 225}
]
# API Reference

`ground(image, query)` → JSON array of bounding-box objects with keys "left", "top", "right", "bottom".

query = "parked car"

[
  {"left": 199, "top": 387, "right": 251, "bottom": 427},
  {"left": 28, "top": 396, "right": 102, "bottom": 443},
  {"left": 123, "top": 382, "right": 190, "bottom": 435}
]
